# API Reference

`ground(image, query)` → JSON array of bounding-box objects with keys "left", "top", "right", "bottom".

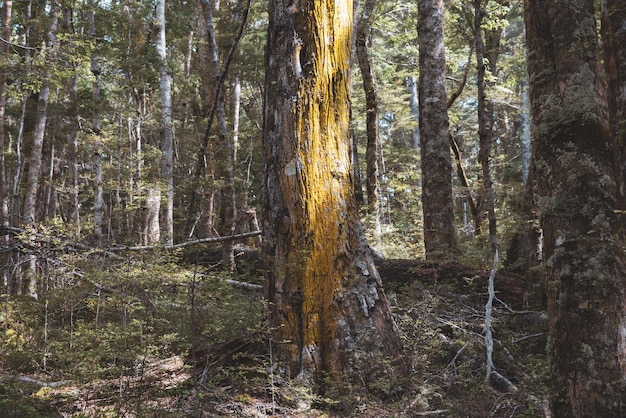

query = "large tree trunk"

[
  {"left": 524, "top": 0, "right": 626, "bottom": 415},
  {"left": 417, "top": 0, "right": 456, "bottom": 260},
  {"left": 263, "top": 0, "right": 403, "bottom": 392},
  {"left": 156, "top": 0, "right": 174, "bottom": 247},
  {"left": 356, "top": 0, "right": 383, "bottom": 242}
]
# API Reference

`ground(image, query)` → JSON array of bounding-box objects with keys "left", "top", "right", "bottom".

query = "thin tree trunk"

[
  {"left": 0, "top": 0, "right": 13, "bottom": 292},
  {"left": 406, "top": 75, "right": 420, "bottom": 149},
  {"left": 65, "top": 7, "right": 80, "bottom": 238},
  {"left": 88, "top": 7, "right": 104, "bottom": 243},
  {"left": 417, "top": 0, "right": 456, "bottom": 260},
  {"left": 474, "top": 0, "right": 497, "bottom": 252},
  {"left": 199, "top": 0, "right": 236, "bottom": 269},
  {"left": 520, "top": 79, "right": 531, "bottom": 186},
  {"left": 23, "top": 0, "right": 59, "bottom": 298},
  {"left": 156, "top": 0, "right": 174, "bottom": 247},
  {"left": 356, "top": 0, "right": 383, "bottom": 242},
  {"left": 144, "top": 186, "right": 161, "bottom": 246}
]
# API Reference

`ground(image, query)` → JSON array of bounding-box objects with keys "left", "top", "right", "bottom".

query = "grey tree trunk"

[
  {"left": 406, "top": 75, "right": 420, "bottom": 149},
  {"left": 88, "top": 7, "right": 104, "bottom": 243},
  {"left": 156, "top": 0, "right": 174, "bottom": 247}
]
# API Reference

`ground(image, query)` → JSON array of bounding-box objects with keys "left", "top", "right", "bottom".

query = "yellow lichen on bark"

[{"left": 289, "top": 0, "right": 353, "bottom": 370}]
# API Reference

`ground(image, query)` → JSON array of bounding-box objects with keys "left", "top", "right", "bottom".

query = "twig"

[{"left": 511, "top": 333, "right": 543, "bottom": 344}]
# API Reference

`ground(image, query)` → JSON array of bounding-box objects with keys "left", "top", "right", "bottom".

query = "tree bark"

[
  {"left": 417, "top": 0, "right": 456, "bottom": 260},
  {"left": 156, "top": 0, "right": 174, "bottom": 247},
  {"left": 524, "top": 0, "right": 626, "bottom": 415},
  {"left": 601, "top": 0, "right": 626, "bottom": 196},
  {"left": 263, "top": 0, "right": 403, "bottom": 392}
]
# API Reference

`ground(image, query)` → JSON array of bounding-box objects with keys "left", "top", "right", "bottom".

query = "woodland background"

[{"left": 0, "top": 0, "right": 605, "bottom": 416}]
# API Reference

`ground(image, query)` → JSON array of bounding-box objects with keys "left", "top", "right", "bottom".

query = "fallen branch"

[{"left": 225, "top": 279, "right": 263, "bottom": 291}]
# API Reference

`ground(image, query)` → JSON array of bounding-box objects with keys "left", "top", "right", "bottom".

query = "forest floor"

[{"left": 0, "top": 256, "right": 550, "bottom": 417}]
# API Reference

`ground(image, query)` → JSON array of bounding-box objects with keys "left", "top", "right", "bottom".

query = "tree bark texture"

[
  {"left": 263, "top": 0, "right": 403, "bottom": 390},
  {"left": 525, "top": 0, "right": 626, "bottom": 415},
  {"left": 601, "top": 0, "right": 626, "bottom": 195},
  {"left": 417, "top": 0, "right": 456, "bottom": 260}
]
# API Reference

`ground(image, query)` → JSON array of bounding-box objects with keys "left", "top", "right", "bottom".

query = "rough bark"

[
  {"left": 524, "top": 0, "right": 626, "bottom": 415},
  {"left": 356, "top": 0, "right": 383, "bottom": 241},
  {"left": 601, "top": 0, "right": 626, "bottom": 196},
  {"left": 417, "top": 0, "right": 456, "bottom": 260},
  {"left": 263, "top": 0, "right": 403, "bottom": 392},
  {"left": 156, "top": 0, "right": 174, "bottom": 247}
]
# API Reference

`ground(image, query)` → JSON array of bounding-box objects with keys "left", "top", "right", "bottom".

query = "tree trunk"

[
  {"left": 263, "top": 0, "right": 403, "bottom": 392},
  {"left": 144, "top": 186, "right": 161, "bottom": 246},
  {"left": 406, "top": 75, "right": 420, "bottom": 149},
  {"left": 88, "top": 7, "right": 104, "bottom": 243},
  {"left": 474, "top": 0, "right": 497, "bottom": 251},
  {"left": 156, "top": 0, "right": 174, "bottom": 247},
  {"left": 0, "top": 1, "right": 13, "bottom": 292},
  {"left": 601, "top": 0, "right": 626, "bottom": 195},
  {"left": 417, "top": 0, "right": 456, "bottom": 260},
  {"left": 524, "top": 0, "right": 626, "bottom": 415},
  {"left": 356, "top": 0, "right": 383, "bottom": 243},
  {"left": 199, "top": 0, "right": 236, "bottom": 269}
]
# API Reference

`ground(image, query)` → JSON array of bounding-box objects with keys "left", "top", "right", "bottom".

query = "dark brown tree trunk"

[
  {"left": 474, "top": 0, "right": 497, "bottom": 251},
  {"left": 601, "top": 0, "right": 626, "bottom": 196},
  {"left": 263, "top": 0, "right": 403, "bottom": 392},
  {"left": 525, "top": 0, "right": 626, "bottom": 415},
  {"left": 417, "top": 0, "right": 456, "bottom": 260},
  {"left": 356, "top": 0, "right": 383, "bottom": 242}
]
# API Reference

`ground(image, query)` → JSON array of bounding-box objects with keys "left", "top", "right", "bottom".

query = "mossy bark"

[
  {"left": 525, "top": 0, "right": 626, "bottom": 415},
  {"left": 263, "top": 0, "right": 403, "bottom": 391}
]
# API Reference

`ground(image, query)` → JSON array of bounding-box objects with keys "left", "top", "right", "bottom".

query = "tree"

[
  {"left": 156, "top": 0, "right": 174, "bottom": 247},
  {"left": 417, "top": 0, "right": 456, "bottom": 260},
  {"left": 524, "top": 0, "right": 626, "bottom": 414},
  {"left": 601, "top": 0, "right": 626, "bottom": 191},
  {"left": 262, "top": 0, "right": 403, "bottom": 390},
  {"left": 356, "top": 0, "right": 383, "bottom": 242}
]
